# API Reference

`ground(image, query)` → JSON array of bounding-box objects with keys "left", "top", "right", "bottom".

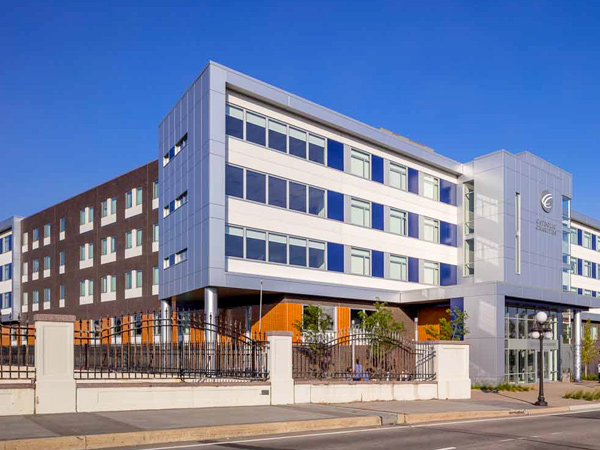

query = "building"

[
  {"left": 157, "top": 61, "right": 599, "bottom": 384},
  {"left": 0, "top": 217, "right": 22, "bottom": 322},
  {"left": 17, "top": 162, "right": 160, "bottom": 322}
]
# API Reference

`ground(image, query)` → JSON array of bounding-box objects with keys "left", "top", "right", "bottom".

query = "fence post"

[
  {"left": 267, "top": 331, "right": 294, "bottom": 405},
  {"left": 433, "top": 341, "right": 471, "bottom": 400},
  {"left": 34, "top": 314, "right": 77, "bottom": 413}
]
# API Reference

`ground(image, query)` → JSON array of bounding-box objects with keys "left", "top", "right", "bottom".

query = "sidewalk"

[{"left": 1, "top": 381, "right": 600, "bottom": 450}]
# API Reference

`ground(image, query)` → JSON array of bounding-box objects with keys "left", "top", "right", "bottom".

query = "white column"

[
  {"left": 267, "top": 331, "right": 294, "bottom": 405},
  {"left": 433, "top": 342, "right": 472, "bottom": 400},
  {"left": 205, "top": 287, "right": 218, "bottom": 343},
  {"left": 35, "top": 314, "right": 76, "bottom": 413},
  {"left": 574, "top": 310, "right": 582, "bottom": 382}
]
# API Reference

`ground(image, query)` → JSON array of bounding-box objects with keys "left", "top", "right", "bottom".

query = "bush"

[
  {"left": 472, "top": 383, "right": 532, "bottom": 392},
  {"left": 563, "top": 389, "right": 600, "bottom": 401}
]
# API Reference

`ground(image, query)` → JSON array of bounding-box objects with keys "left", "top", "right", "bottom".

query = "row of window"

[
  {"left": 573, "top": 258, "right": 600, "bottom": 280},
  {"left": 572, "top": 227, "right": 600, "bottom": 252},
  {"left": 163, "top": 134, "right": 188, "bottom": 166},
  {"left": 225, "top": 103, "right": 457, "bottom": 205},
  {"left": 0, "top": 263, "right": 12, "bottom": 282},
  {"left": 0, "top": 235, "right": 12, "bottom": 254},
  {"left": 1, "top": 292, "right": 12, "bottom": 309},
  {"left": 226, "top": 164, "right": 453, "bottom": 246},
  {"left": 225, "top": 224, "right": 450, "bottom": 285},
  {"left": 163, "top": 191, "right": 188, "bottom": 217},
  {"left": 163, "top": 249, "right": 188, "bottom": 269}
]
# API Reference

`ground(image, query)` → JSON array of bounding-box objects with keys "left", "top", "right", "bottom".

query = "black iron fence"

[
  {"left": 292, "top": 328, "right": 435, "bottom": 381},
  {"left": 0, "top": 323, "right": 35, "bottom": 379},
  {"left": 74, "top": 312, "right": 268, "bottom": 380}
]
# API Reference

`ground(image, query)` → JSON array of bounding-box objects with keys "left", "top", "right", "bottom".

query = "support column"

[
  {"left": 267, "top": 331, "right": 294, "bottom": 405},
  {"left": 574, "top": 309, "right": 582, "bottom": 382},
  {"left": 160, "top": 299, "right": 171, "bottom": 343},
  {"left": 205, "top": 287, "right": 218, "bottom": 343},
  {"left": 34, "top": 314, "right": 76, "bottom": 414}
]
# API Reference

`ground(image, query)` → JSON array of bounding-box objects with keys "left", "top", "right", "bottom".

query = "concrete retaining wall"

[
  {"left": 0, "top": 385, "right": 34, "bottom": 416},
  {"left": 295, "top": 382, "right": 438, "bottom": 404}
]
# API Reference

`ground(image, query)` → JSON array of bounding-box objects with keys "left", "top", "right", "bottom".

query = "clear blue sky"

[{"left": 1, "top": 1, "right": 599, "bottom": 219}]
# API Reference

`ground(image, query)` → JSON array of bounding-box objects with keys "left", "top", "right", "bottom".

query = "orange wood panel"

[
  {"left": 337, "top": 307, "right": 350, "bottom": 331},
  {"left": 418, "top": 307, "right": 449, "bottom": 340},
  {"left": 122, "top": 316, "right": 131, "bottom": 344}
]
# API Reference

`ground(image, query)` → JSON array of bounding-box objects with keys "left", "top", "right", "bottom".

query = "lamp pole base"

[{"left": 535, "top": 398, "right": 548, "bottom": 407}]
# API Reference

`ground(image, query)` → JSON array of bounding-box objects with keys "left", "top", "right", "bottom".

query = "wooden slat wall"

[{"left": 418, "top": 306, "right": 449, "bottom": 340}]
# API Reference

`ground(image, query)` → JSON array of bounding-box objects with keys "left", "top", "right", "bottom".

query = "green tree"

[
  {"left": 582, "top": 319, "right": 596, "bottom": 377},
  {"left": 293, "top": 305, "right": 332, "bottom": 343},
  {"left": 425, "top": 306, "right": 470, "bottom": 341},
  {"left": 358, "top": 301, "right": 405, "bottom": 334}
]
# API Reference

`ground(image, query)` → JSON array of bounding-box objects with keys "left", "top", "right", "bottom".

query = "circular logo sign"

[{"left": 541, "top": 190, "right": 553, "bottom": 213}]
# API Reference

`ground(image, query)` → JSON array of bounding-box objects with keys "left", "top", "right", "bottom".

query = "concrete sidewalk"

[{"left": 1, "top": 381, "right": 600, "bottom": 450}]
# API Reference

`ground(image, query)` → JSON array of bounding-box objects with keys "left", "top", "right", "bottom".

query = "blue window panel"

[
  {"left": 372, "top": 250, "right": 384, "bottom": 278},
  {"left": 593, "top": 263, "right": 597, "bottom": 279},
  {"left": 371, "top": 155, "right": 384, "bottom": 184},
  {"left": 372, "top": 203, "right": 384, "bottom": 230},
  {"left": 578, "top": 288, "right": 583, "bottom": 296},
  {"left": 441, "top": 263, "right": 458, "bottom": 286},
  {"left": 408, "top": 257, "right": 419, "bottom": 282},
  {"left": 440, "top": 179, "right": 457, "bottom": 206},
  {"left": 594, "top": 235, "right": 597, "bottom": 251},
  {"left": 5, "top": 236, "right": 11, "bottom": 252},
  {"left": 408, "top": 212, "right": 419, "bottom": 238},
  {"left": 327, "top": 139, "right": 344, "bottom": 171},
  {"left": 225, "top": 111, "right": 244, "bottom": 139},
  {"left": 246, "top": 170, "right": 266, "bottom": 204},
  {"left": 327, "top": 191, "right": 344, "bottom": 222},
  {"left": 594, "top": 292, "right": 597, "bottom": 298},
  {"left": 578, "top": 258, "right": 583, "bottom": 276},
  {"left": 578, "top": 229, "right": 583, "bottom": 246},
  {"left": 449, "top": 297, "right": 464, "bottom": 340},
  {"left": 408, "top": 168, "right": 419, "bottom": 194},
  {"left": 327, "top": 242, "right": 344, "bottom": 273},
  {"left": 440, "top": 221, "right": 457, "bottom": 247},
  {"left": 225, "top": 165, "right": 244, "bottom": 198}
]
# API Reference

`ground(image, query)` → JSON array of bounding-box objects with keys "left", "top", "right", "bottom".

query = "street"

[{"left": 121, "top": 409, "right": 600, "bottom": 450}]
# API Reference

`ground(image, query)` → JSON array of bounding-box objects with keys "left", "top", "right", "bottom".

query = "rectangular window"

[
  {"left": 246, "top": 112, "right": 266, "bottom": 146},
  {"left": 289, "top": 127, "right": 307, "bottom": 158},
  {"left": 351, "top": 198, "right": 370, "bottom": 227},
  {"left": 289, "top": 237, "right": 307, "bottom": 267},
  {"left": 226, "top": 165, "right": 244, "bottom": 198},
  {"left": 80, "top": 245, "right": 86, "bottom": 261},
  {"left": 60, "top": 285, "right": 65, "bottom": 300},
  {"left": 126, "top": 231, "right": 132, "bottom": 249},
  {"left": 136, "top": 229, "right": 143, "bottom": 247},
  {"left": 22, "top": 232, "right": 28, "bottom": 246},
  {"left": 289, "top": 182, "right": 307, "bottom": 213},
  {"left": 33, "top": 228, "right": 39, "bottom": 241},
  {"left": 111, "top": 276, "right": 116, "bottom": 292},
  {"left": 516, "top": 192, "right": 521, "bottom": 274},
  {"left": 308, "top": 134, "right": 325, "bottom": 164},
  {"left": 44, "top": 288, "right": 51, "bottom": 302},
  {"left": 268, "top": 233, "right": 287, "bottom": 264},
  {"left": 101, "top": 276, "right": 108, "bottom": 294},
  {"left": 351, "top": 248, "right": 370, "bottom": 276},
  {"left": 33, "top": 291, "right": 39, "bottom": 304},
  {"left": 268, "top": 176, "right": 287, "bottom": 208},
  {"left": 102, "top": 200, "right": 108, "bottom": 217},
  {"left": 225, "top": 104, "right": 244, "bottom": 139},
  {"left": 268, "top": 120, "right": 287, "bottom": 152},
  {"left": 136, "top": 187, "right": 142, "bottom": 205},
  {"left": 423, "top": 261, "right": 440, "bottom": 285},
  {"left": 423, "top": 217, "right": 440, "bottom": 243},
  {"left": 571, "top": 227, "right": 578, "bottom": 245},
  {"left": 225, "top": 225, "right": 244, "bottom": 258},
  {"left": 126, "top": 191, "right": 133, "bottom": 209},
  {"left": 246, "top": 170, "right": 266, "bottom": 203},
  {"left": 153, "top": 224, "right": 159, "bottom": 242},
  {"left": 136, "top": 271, "right": 142, "bottom": 288},
  {"left": 125, "top": 272, "right": 132, "bottom": 290},
  {"left": 390, "top": 255, "right": 408, "bottom": 281},
  {"left": 88, "top": 207, "right": 94, "bottom": 222},
  {"left": 58, "top": 251, "right": 64, "bottom": 267},
  {"left": 583, "top": 232, "right": 592, "bottom": 249},
  {"left": 583, "top": 260, "right": 593, "bottom": 278},
  {"left": 308, "top": 187, "right": 325, "bottom": 217},
  {"left": 246, "top": 229, "right": 266, "bottom": 261},
  {"left": 111, "top": 198, "right": 117, "bottom": 214},
  {"left": 390, "top": 209, "right": 407, "bottom": 236},
  {"left": 44, "top": 224, "right": 51, "bottom": 238},
  {"left": 33, "top": 259, "right": 39, "bottom": 272},
  {"left": 389, "top": 162, "right": 407, "bottom": 190},
  {"left": 423, "top": 174, "right": 439, "bottom": 201},
  {"left": 465, "top": 238, "right": 475, "bottom": 276},
  {"left": 308, "top": 240, "right": 326, "bottom": 269},
  {"left": 44, "top": 256, "right": 51, "bottom": 270},
  {"left": 79, "top": 210, "right": 85, "bottom": 225},
  {"left": 102, "top": 238, "right": 108, "bottom": 255},
  {"left": 89, "top": 243, "right": 93, "bottom": 259},
  {"left": 153, "top": 267, "right": 159, "bottom": 285},
  {"left": 350, "top": 149, "right": 370, "bottom": 179},
  {"left": 153, "top": 180, "right": 159, "bottom": 199}
]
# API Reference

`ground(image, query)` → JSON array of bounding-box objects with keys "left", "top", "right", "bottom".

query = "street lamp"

[{"left": 530, "top": 311, "right": 553, "bottom": 407}]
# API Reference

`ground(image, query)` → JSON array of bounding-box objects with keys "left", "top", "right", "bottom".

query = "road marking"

[
  {"left": 551, "top": 432, "right": 563, "bottom": 435},
  {"left": 434, "top": 447, "right": 456, "bottom": 450},
  {"left": 499, "top": 438, "right": 514, "bottom": 442}
]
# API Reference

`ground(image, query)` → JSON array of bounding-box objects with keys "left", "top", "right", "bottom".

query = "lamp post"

[{"left": 530, "top": 311, "right": 553, "bottom": 407}]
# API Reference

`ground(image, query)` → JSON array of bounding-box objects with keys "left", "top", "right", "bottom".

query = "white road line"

[
  {"left": 551, "top": 432, "right": 563, "bottom": 435},
  {"left": 434, "top": 447, "right": 456, "bottom": 450},
  {"left": 499, "top": 438, "right": 514, "bottom": 442}
]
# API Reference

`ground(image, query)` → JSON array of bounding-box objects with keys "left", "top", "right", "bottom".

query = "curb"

[{"left": 0, "top": 416, "right": 381, "bottom": 450}]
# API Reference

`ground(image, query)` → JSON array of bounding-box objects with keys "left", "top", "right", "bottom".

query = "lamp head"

[
  {"left": 536, "top": 311, "right": 548, "bottom": 324},
  {"left": 531, "top": 331, "right": 541, "bottom": 339}
]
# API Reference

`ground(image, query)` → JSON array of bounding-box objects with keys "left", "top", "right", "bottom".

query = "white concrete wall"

[
  {"left": 294, "top": 382, "right": 438, "bottom": 404},
  {"left": 434, "top": 342, "right": 471, "bottom": 399},
  {"left": 0, "top": 387, "right": 34, "bottom": 416}
]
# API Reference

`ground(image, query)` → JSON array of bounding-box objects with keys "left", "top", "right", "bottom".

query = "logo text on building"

[{"left": 541, "top": 190, "right": 553, "bottom": 213}]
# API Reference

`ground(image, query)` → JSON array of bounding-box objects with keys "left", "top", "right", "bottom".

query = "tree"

[
  {"left": 425, "top": 306, "right": 470, "bottom": 341},
  {"left": 293, "top": 305, "right": 332, "bottom": 344},
  {"left": 582, "top": 319, "right": 595, "bottom": 377},
  {"left": 358, "top": 301, "right": 405, "bottom": 334}
]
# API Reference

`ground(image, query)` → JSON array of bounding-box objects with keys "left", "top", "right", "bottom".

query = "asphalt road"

[{"left": 119, "top": 409, "right": 600, "bottom": 450}]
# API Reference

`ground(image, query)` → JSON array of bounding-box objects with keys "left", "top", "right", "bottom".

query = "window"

[
  {"left": 44, "top": 224, "right": 51, "bottom": 238},
  {"left": 301, "top": 305, "right": 334, "bottom": 331},
  {"left": 33, "top": 228, "right": 39, "bottom": 241},
  {"left": 423, "top": 217, "right": 440, "bottom": 243},
  {"left": 268, "top": 120, "right": 287, "bottom": 152},
  {"left": 350, "top": 149, "right": 370, "bottom": 179},
  {"left": 111, "top": 276, "right": 116, "bottom": 292},
  {"left": 226, "top": 104, "right": 244, "bottom": 139},
  {"left": 390, "top": 255, "right": 408, "bottom": 281},
  {"left": 136, "top": 187, "right": 142, "bottom": 206},
  {"left": 516, "top": 192, "right": 521, "bottom": 275},
  {"left": 246, "top": 229, "right": 266, "bottom": 261},
  {"left": 423, "top": 261, "right": 440, "bottom": 285},
  {"left": 465, "top": 238, "right": 475, "bottom": 276},
  {"left": 246, "top": 170, "right": 266, "bottom": 203},
  {"left": 268, "top": 233, "right": 287, "bottom": 264},
  {"left": 126, "top": 191, "right": 133, "bottom": 209},
  {"left": 571, "top": 227, "right": 578, "bottom": 245},
  {"left": 351, "top": 248, "right": 370, "bottom": 276},
  {"left": 136, "top": 270, "right": 143, "bottom": 288},
  {"left": 60, "top": 251, "right": 65, "bottom": 267},
  {"left": 153, "top": 180, "right": 159, "bottom": 200},
  {"left": 308, "top": 187, "right": 325, "bottom": 217},
  {"left": 125, "top": 272, "right": 132, "bottom": 290},
  {"left": 60, "top": 285, "right": 65, "bottom": 300},
  {"left": 33, "top": 290, "right": 39, "bottom": 304},
  {"left": 111, "top": 198, "right": 117, "bottom": 214},
  {"left": 583, "top": 231, "right": 592, "bottom": 249},
  {"left": 153, "top": 224, "right": 159, "bottom": 243},
  {"left": 246, "top": 112, "right": 266, "bottom": 146},
  {"left": 126, "top": 231, "right": 133, "bottom": 249},
  {"left": 44, "top": 256, "right": 51, "bottom": 270},
  {"left": 136, "top": 228, "right": 143, "bottom": 247},
  {"left": 102, "top": 238, "right": 108, "bottom": 255},
  {"left": 3, "top": 264, "right": 11, "bottom": 280},
  {"left": 423, "top": 174, "right": 439, "bottom": 201},
  {"left": 225, "top": 225, "right": 244, "bottom": 258},
  {"left": 89, "top": 243, "right": 94, "bottom": 259},
  {"left": 163, "top": 192, "right": 188, "bottom": 217},
  {"left": 22, "top": 262, "right": 28, "bottom": 276},
  {"left": 88, "top": 207, "right": 94, "bottom": 222},
  {"left": 389, "top": 162, "right": 407, "bottom": 190},
  {"left": 175, "top": 250, "right": 187, "bottom": 264},
  {"left": 289, "top": 127, "right": 306, "bottom": 158},
  {"left": 308, "top": 241, "right": 326, "bottom": 269},
  {"left": 283, "top": 237, "right": 305, "bottom": 267},
  {"left": 390, "top": 209, "right": 407, "bottom": 236},
  {"left": 583, "top": 260, "right": 593, "bottom": 278},
  {"left": 44, "top": 288, "right": 51, "bottom": 303},
  {"left": 289, "top": 182, "right": 307, "bottom": 213},
  {"left": 308, "top": 134, "right": 325, "bottom": 164},
  {"left": 102, "top": 200, "right": 109, "bottom": 217},
  {"left": 153, "top": 267, "right": 159, "bottom": 286},
  {"left": 22, "top": 232, "right": 28, "bottom": 246},
  {"left": 226, "top": 165, "right": 244, "bottom": 198},
  {"left": 351, "top": 198, "right": 370, "bottom": 227},
  {"left": 33, "top": 259, "right": 40, "bottom": 272},
  {"left": 268, "top": 176, "right": 287, "bottom": 208},
  {"left": 583, "top": 289, "right": 593, "bottom": 297},
  {"left": 101, "top": 276, "right": 108, "bottom": 294}
]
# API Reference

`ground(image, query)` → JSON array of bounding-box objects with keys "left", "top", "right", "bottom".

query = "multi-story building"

[
  {"left": 17, "top": 162, "right": 160, "bottom": 321},
  {"left": 0, "top": 217, "right": 22, "bottom": 322},
  {"left": 157, "top": 61, "right": 599, "bottom": 384}
]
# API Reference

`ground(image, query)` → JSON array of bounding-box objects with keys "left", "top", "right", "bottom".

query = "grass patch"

[
  {"left": 563, "top": 389, "right": 600, "bottom": 401},
  {"left": 581, "top": 374, "right": 600, "bottom": 381},
  {"left": 472, "top": 382, "right": 532, "bottom": 392}
]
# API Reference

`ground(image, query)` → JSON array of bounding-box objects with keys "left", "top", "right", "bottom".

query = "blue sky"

[{"left": 1, "top": 1, "right": 599, "bottom": 219}]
